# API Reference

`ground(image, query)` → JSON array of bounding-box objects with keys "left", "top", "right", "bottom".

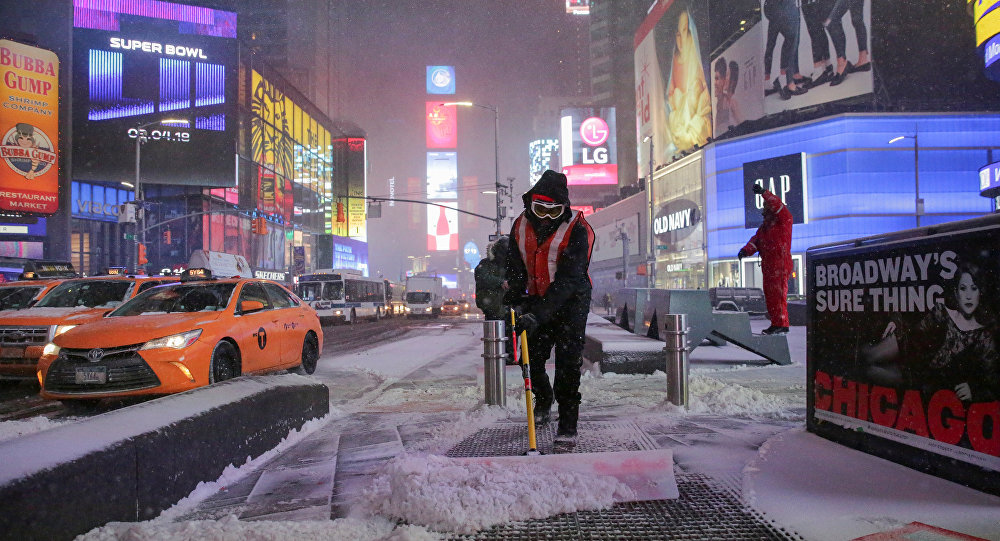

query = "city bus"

[{"left": 294, "top": 269, "right": 388, "bottom": 323}]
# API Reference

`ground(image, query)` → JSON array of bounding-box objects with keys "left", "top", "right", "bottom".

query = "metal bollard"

[
  {"left": 482, "top": 320, "right": 507, "bottom": 406},
  {"left": 663, "top": 313, "right": 689, "bottom": 408}
]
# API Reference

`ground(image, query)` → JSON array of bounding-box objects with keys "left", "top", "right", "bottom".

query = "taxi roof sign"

[
  {"left": 104, "top": 267, "right": 129, "bottom": 276},
  {"left": 21, "top": 260, "right": 77, "bottom": 279},
  {"left": 180, "top": 268, "right": 213, "bottom": 282}
]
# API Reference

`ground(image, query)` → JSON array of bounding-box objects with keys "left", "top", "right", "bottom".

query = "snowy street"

[{"left": 9, "top": 315, "right": 1000, "bottom": 540}]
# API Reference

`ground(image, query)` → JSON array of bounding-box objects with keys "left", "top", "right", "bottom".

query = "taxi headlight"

[
  {"left": 140, "top": 329, "right": 202, "bottom": 350},
  {"left": 425, "top": 307, "right": 433, "bottom": 312},
  {"left": 42, "top": 343, "right": 60, "bottom": 357},
  {"left": 48, "top": 325, "right": 77, "bottom": 341}
]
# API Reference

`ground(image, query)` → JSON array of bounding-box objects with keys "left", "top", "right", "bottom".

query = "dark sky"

[{"left": 326, "top": 1, "right": 590, "bottom": 280}]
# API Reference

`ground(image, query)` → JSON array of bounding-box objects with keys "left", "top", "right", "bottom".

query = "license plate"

[
  {"left": 75, "top": 366, "right": 107, "bottom": 384},
  {"left": 0, "top": 347, "right": 24, "bottom": 359}
]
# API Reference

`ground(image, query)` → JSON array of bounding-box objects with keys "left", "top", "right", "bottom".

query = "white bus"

[{"left": 295, "top": 269, "right": 389, "bottom": 323}]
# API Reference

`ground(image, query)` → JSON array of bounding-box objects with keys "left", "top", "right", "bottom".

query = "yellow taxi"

[
  {"left": 442, "top": 299, "right": 462, "bottom": 315},
  {"left": 38, "top": 268, "right": 322, "bottom": 402},
  {"left": 0, "top": 261, "right": 79, "bottom": 311},
  {"left": 0, "top": 269, "right": 177, "bottom": 380}
]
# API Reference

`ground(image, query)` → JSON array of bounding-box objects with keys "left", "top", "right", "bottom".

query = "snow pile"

[
  {"left": 360, "top": 453, "right": 635, "bottom": 534},
  {"left": 0, "top": 416, "right": 69, "bottom": 443},
  {"left": 407, "top": 406, "right": 510, "bottom": 454},
  {"left": 77, "top": 514, "right": 441, "bottom": 541},
  {"left": 685, "top": 374, "right": 803, "bottom": 419}
]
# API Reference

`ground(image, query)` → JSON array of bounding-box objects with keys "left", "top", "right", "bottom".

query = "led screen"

[
  {"left": 427, "top": 202, "right": 458, "bottom": 251},
  {"left": 529, "top": 138, "right": 559, "bottom": 185},
  {"left": 426, "top": 102, "right": 457, "bottom": 149},
  {"left": 426, "top": 65, "right": 455, "bottom": 95},
  {"left": 559, "top": 108, "right": 617, "bottom": 185},
  {"left": 427, "top": 152, "right": 457, "bottom": 199},
  {"left": 71, "top": 0, "right": 238, "bottom": 187}
]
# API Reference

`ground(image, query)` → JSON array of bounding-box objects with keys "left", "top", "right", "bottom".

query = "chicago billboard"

[
  {"left": 634, "top": 0, "right": 712, "bottom": 177},
  {"left": 560, "top": 107, "right": 617, "bottom": 186},
  {"left": 71, "top": 0, "right": 238, "bottom": 187},
  {"left": 0, "top": 40, "right": 59, "bottom": 215}
]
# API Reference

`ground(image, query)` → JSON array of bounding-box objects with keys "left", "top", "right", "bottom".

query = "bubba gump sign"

[{"left": 0, "top": 40, "right": 59, "bottom": 214}]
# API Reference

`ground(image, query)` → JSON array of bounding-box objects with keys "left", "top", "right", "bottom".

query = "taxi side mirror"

[{"left": 240, "top": 300, "right": 265, "bottom": 314}]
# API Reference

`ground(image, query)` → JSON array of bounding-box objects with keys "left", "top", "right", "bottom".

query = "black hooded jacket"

[{"left": 504, "top": 170, "right": 594, "bottom": 325}]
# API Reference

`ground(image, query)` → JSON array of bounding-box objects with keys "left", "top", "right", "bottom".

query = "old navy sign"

[
  {"left": 979, "top": 161, "right": 1000, "bottom": 198},
  {"left": 653, "top": 199, "right": 701, "bottom": 245},
  {"left": 743, "top": 152, "right": 808, "bottom": 229}
]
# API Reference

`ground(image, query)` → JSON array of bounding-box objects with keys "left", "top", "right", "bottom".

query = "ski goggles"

[{"left": 531, "top": 200, "right": 565, "bottom": 219}]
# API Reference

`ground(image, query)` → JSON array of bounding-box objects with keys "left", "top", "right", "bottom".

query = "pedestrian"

[
  {"left": 602, "top": 292, "right": 613, "bottom": 316},
  {"left": 505, "top": 169, "right": 595, "bottom": 447},
  {"left": 738, "top": 183, "right": 793, "bottom": 335}
]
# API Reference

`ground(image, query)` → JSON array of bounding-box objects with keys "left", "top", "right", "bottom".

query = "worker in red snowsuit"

[
  {"left": 505, "top": 170, "right": 595, "bottom": 445},
  {"left": 739, "top": 184, "right": 793, "bottom": 335}
]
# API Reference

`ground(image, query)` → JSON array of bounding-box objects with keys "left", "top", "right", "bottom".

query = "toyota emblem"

[{"left": 87, "top": 348, "right": 105, "bottom": 362}]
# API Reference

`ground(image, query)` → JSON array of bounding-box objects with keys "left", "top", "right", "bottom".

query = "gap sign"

[{"left": 743, "top": 153, "right": 808, "bottom": 229}]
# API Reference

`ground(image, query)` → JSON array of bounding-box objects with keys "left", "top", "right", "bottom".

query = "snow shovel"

[{"left": 511, "top": 308, "right": 540, "bottom": 456}]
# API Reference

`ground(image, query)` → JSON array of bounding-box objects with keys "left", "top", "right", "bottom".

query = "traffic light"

[
  {"left": 251, "top": 217, "right": 268, "bottom": 235},
  {"left": 137, "top": 243, "right": 148, "bottom": 265},
  {"left": 163, "top": 229, "right": 172, "bottom": 245},
  {"left": 336, "top": 202, "right": 345, "bottom": 223}
]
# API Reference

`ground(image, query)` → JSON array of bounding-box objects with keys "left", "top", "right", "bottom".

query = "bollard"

[
  {"left": 482, "top": 320, "right": 507, "bottom": 406},
  {"left": 663, "top": 313, "right": 689, "bottom": 408}
]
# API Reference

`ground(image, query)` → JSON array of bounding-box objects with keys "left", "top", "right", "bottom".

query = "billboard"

[
  {"left": 808, "top": 220, "right": 1000, "bottom": 493},
  {"left": 346, "top": 137, "right": 367, "bottom": 241},
  {"left": 426, "top": 65, "right": 455, "bottom": 95},
  {"left": 710, "top": 24, "right": 764, "bottom": 137},
  {"left": 72, "top": 0, "right": 238, "bottom": 187},
  {"left": 426, "top": 102, "right": 457, "bottom": 149},
  {"left": 634, "top": 0, "right": 712, "bottom": 177},
  {"left": 427, "top": 202, "right": 458, "bottom": 251},
  {"left": 560, "top": 107, "right": 618, "bottom": 186},
  {"left": 529, "top": 138, "right": 559, "bottom": 185},
  {"left": 0, "top": 40, "right": 59, "bottom": 215},
  {"left": 566, "top": 0, "right": 590, "bottom": 15},
  {"left": 758, "top": 0, "right": 873, "bottom": 116},
  {"left": 742, "top": 153, "right": 808, "bottom": 228},
  {"left": 427, "top": 151, "right": 457, "bottom": 199}
]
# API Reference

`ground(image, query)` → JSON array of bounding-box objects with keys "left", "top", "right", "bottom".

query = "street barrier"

[
  {"left": 663, "top": 313, "right": 689, "bottom": 408},
  {"left": 482, "top": 319, "right": 507, "bottom": 406}
]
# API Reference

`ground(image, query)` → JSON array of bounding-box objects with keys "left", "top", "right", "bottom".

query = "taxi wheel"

[
  {"left": 294, "top": 332, "right": 319, "bottom": 375},
  {"left": 210, "top": 340, "right": 241, "bottom": 383}
]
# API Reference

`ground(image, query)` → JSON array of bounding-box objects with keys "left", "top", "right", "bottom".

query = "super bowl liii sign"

[{"left": 743, "top": 153, "right": 808, "bottom": 229}]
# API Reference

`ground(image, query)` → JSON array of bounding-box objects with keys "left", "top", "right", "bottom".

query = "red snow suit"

[{"left": 741, "top": 190, "right": 793, "bottom": 327}]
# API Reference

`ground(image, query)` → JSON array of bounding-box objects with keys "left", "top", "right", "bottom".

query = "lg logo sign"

[{"left": 579, "top": 116, "right": 609, "bottom": 165}]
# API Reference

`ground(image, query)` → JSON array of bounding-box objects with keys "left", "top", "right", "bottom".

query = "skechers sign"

[
  {"left": 979, "top": 161, "right": 1000, "bottom": 198},
  {"left": 743, "top": 153, "right": 808, "bottom": 229},
  {"left": 653, "top": 199, "right": 701, "bottom": 245}
]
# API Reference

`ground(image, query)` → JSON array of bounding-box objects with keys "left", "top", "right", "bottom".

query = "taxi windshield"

[
  {"left": 35, "top": 280, "right": 132, "bottom": 309},
  {"left": 0, "top": 286, "right": 43, "bottom": 310},
  {"left": 110, "top": 283, "right": 237, "bottom": 316}
]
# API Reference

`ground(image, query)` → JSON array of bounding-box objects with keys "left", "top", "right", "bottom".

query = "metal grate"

[
  {"left": 448, "top": 473, "right": 802, "bottom": 541},
  {"left": 443, "top": 422, "right": 802, "bottom": 541}
]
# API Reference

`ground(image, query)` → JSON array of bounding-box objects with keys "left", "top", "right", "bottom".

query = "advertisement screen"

[
  {"left": 560, "top": 108, "right": 618, "bottom": 186},
  {"left": 427, "top": 152, "right": 457, "bottom": 199},
  {"left": 711, "top": 24, "right": 765, "bottom": 138},
  {"left": 72, "top": 0, "right": 238, "bottom": 187},
  {"left": 759, "top": 0, "right": 873, "bottom": 116},
  {"left": 808, "top": 225, "right": 1000, "bottom": 483},
  {"left": 346, "top": 137, "right": 367, "bottom": 241},
  {"left": 566, "top": 0, "right": 590, "bottom": 15},
  {"left": 0, "top": 40, "right": 59, "bottom": 215},
  {"left": 634, "top": 0, "right": 712, "bottom": 176},
  {"left": 427, "top": 203, "right": 458, "bottom": 251},
  {"left": 426, "top": 102, "right": 457, "bottom": 149},
  {"left": 426, "top": 65, "right": 455, "bottom": 95},
  {"left": 742, "top": 153, "right": 808, "bottom": 228},
  {"left": 529, "top": 139, "right": 559, "bottom": 185}
]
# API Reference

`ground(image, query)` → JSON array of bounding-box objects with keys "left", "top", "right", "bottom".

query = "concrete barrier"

[{"left": 0, "top": 374, "right": 329, "bottom": 541}]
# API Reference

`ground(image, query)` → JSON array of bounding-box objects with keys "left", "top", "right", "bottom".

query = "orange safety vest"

[{"left": 514, "top": 209, "right": 588, "bottom": 296}]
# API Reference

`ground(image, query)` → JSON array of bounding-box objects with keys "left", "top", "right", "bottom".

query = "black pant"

[
  {"left": 826, "top": 0, "right": 867, "bottom": 59},
  {"left": 524, "top": 303, "right": 588, "bottom": 420},
  {"left": 802, "top": 0, "right": 832, "bottom": 64},
  {"left": 765, "top": 0, "right": 801, "bottom": 85}
]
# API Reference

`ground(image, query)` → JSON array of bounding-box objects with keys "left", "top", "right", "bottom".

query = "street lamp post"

[
  {"left": 132, "top": 118, "right": 186, "bottom": 271},
  {"left": 642, "top": 135, "right": 655, "bottom": 287},
  {"left": 889, "top": 127, "right": 921, "bottom": 227},
  {"left": 441, "top": 102, "right": 502, "bottom": 236}
]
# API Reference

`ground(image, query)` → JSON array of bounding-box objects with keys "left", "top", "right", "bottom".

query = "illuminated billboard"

[
  {"left": 529, "top": 138, "right": 559, "bottom": 185},
  {"left": 634, "top": 0, "right": 712, "bottom": 176},
  {"left": 560, "top": 108, "right": 617, "bottom": 185},
  {"left": 566, "top": 0, "right": 590, "bottom": 15},
  {"left": 426, "top": 102, "right": 457, "bottom": 149},
  {"left": 0, "top": 40, "right": 59, "bottom": 215},
  {"left": 71, "top": 0, "right": 238, "bottom": 187},
  {"left": 427, "top": 151, "right": 457, "bottom": 199},
  {"left": 427, "top": 202, "right": 458, "bottom": 251},
  {"left": 426, "top": 65, "right": 455, "bottom": 94}
]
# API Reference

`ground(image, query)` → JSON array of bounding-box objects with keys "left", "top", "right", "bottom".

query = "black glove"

[
  {"left": 516, "top": 312, "right": 540, "bottom": 336},
  {"left": 738, "top": 248, "right": 749, "bottom": 260},
  {"left": 752, "top": 183, "right": 765, "bottom": 195}
]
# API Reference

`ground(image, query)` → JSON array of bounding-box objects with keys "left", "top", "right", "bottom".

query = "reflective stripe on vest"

[{"left": 514, "top": 210, "right": 582, "bottom": 296}]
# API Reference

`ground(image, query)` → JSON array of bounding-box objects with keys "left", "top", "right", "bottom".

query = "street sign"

[{"left": 123, "top": 233, "right": 136, "bottom": 240}]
